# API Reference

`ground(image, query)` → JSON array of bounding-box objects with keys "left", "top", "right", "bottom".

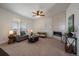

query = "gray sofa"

[{"left": 15, "top": 31, "right": 28, "bottom": 42}]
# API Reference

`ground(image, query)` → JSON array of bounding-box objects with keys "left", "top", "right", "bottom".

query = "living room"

[{"left": 0, "top": 3, "right": 79, "bottom": 56}]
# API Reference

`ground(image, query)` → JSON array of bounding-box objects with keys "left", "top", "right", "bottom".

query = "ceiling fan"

[{"left": 32, "top": 10, "right": 45, "bottom": 16}]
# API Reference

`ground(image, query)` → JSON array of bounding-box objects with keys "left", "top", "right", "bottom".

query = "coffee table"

[{"left": 28, "top": 36, "right": 39, "bottom": 43}]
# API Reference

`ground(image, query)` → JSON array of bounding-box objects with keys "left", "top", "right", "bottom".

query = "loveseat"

[{"left": 36, "top": 32, "right": 47, "bottom": 38}]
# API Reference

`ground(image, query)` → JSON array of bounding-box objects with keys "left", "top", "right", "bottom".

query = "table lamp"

[{"left": 9, "top": 30, "right": 14, "bottom": 35}]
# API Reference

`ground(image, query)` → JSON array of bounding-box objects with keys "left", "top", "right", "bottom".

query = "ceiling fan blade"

[
  {"left": 40, "top": 14, "right": 45, "bottom": 16},
  {"left": 32, "top": 12, "right": 37, "bottom": 14},
  {"left": 33, "top": 14, "right": 37, "bottom": 16}
]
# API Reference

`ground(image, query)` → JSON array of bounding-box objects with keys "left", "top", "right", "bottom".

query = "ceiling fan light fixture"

[{"left": 36, "top": 15, "right": 40, "bottom": 18}]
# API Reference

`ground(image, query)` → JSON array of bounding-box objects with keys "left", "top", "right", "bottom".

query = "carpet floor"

[{"left": 0, "top": 38, "right": 74, "bottom": 56}]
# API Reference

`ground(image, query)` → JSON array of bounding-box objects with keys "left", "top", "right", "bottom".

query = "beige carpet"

[{"left": 0, "top": 38, "right": 73, "bottom": 56}]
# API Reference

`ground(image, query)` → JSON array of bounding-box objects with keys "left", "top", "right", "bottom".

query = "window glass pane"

[
  {"left": 20, "top": 23, "right": 26, "bottom": 31},
  {"left": 10, "top": 21, "right": 17, "bottom": 30}
]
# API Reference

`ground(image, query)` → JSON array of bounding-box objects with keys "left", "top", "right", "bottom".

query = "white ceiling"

[{"left": 0, "top": 3, "right": 70, "bottom": 19}]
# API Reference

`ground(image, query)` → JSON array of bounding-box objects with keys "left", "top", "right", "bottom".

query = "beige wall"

[
  {"left": 0, "top": 8, "right": 32, "bottom": 44},
  {"left": 33, "top": 17, "right": 53, "bottom": 37},
  {"left": 66, "top": 3, "right": 79, "bottom": 55},
  {"left": 52, "top": 12, "right": 66, "bottom": 33},
  {"left": 33, "top": 12, "right": 66, "bottom": 37},
  {"left": 52, "top": 11, "right": 66, "bottom": 40}
]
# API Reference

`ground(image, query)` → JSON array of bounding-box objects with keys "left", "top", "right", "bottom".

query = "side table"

[
  {"left": 8, "top": 35, "right": 16, "bottom": 44},
  {"left": 65, "top": 36, "right": 77, "bottom": 55}
]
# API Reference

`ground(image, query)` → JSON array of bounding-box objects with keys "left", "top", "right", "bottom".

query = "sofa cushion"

[{"left": 20, "top": 31, "right": 26, "bottom": 36}]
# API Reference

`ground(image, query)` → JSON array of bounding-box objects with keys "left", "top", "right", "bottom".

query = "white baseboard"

[{"left": 0, "top": 40, "right": 7, "bottom": 45}]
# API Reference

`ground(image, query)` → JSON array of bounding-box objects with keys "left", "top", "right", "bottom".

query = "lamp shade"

[
  {"left": 9, "top": 30, "right": 14, "bottom": 35},
  {"left": 28, "top": 29, "right": 33, "bottom": 33},
  {"left": 30, "top": 29, "right": 33, "bottom": 32}
]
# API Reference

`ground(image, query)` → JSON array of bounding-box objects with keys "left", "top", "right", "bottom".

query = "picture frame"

[{"left": 68, "top": 14, "right": 74, "bottom": 33}]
